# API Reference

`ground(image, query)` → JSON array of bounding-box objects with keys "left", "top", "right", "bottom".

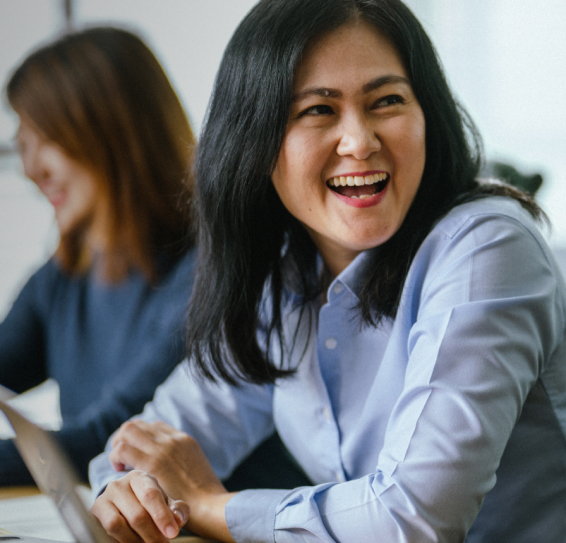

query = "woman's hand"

[
  {"left": 107, "top": 420, "right": 235, "bottom": 541},
  {"left": 91, "top": 470, "right": 189, "bottom": 542}
]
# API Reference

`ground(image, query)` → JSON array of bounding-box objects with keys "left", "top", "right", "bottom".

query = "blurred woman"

[{"left": 0, "top": 26, "right": 196, "bottom": 485}]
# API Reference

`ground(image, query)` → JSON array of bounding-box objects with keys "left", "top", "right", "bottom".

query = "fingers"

[
  {"left": 109, "top": 438, "right": 152, "bottom": 473},
  {"left": 130, "top": 475, "right": 183, "bottom": 540},
  {"left": 108, "top": 420, "right": 226, "bottom": 511},
  {"left": 111, "top": 420, "right": 153, "bottom": 449},
  {"left": 112, "top": 420, "right": 177, "bottom": 446},
  {"left": 110, "top": 420, "right": 190, "bottom": 477},
  {"left": 151, "top": 420, "right": 182, "bottom": 437},
  {"left": 112, "top": 460, "right": 127, "bottom": 473},
  {"left": 92, "top": 488, "right": 146, "bottom": 543},
  {"left": 91, "top": 471, "right": 188, "bottom": 543},
  {"left": 168, "top": 497, "right": 189, "bottom": 528},
  {"left": 110, "top": 421, "right": 159, "bottom": 473}
]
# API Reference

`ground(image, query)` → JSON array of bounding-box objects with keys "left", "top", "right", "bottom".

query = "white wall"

[
  {"left": 0, "top": 0, "right": 61, "bottom": 318},
  {"left": 405, "top": 0, "right": 566, "bottom": 246}
]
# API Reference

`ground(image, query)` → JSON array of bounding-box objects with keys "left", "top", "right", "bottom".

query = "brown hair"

[{"left": 7, "top": 26, "right": 195, "bottom": 282}]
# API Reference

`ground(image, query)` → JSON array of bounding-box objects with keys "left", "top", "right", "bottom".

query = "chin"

[{"left": 55, "top": 215, "right": 72, "bottom": 235}]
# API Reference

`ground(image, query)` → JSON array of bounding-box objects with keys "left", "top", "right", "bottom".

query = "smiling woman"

[
  {"left": 89, "top": 1, "right": 566, "bottom": 543},
  {"left": 272, "top": 21, "right": 426, "bottom": 275}
]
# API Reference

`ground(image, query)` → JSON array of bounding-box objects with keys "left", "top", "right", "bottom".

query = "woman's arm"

[
  {"left": 0, "top": 264, "right": 52, "bottom": 486},
  {"left": 0, "top": 264, "right": 50, "bottom": 393}
]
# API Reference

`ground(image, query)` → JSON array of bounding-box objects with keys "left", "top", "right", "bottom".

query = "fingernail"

[
  {"left": 165, "top": 524, "right": 177, "bottom": 539},
  {"left": 172, "top": 506, "right": 187, "bottom": 526}
]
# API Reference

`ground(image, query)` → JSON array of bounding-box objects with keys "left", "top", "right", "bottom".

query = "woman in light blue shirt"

[{"left": 89, "top": 1, "right": 566, "bottom": 542}]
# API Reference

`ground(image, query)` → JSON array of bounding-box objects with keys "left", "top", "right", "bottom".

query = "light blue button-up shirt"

[{"left": 90, "top": 197, "right": 566, "bottom": 542}]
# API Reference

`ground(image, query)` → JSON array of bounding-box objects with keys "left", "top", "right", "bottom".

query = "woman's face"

[
  {"left": 16, "top": 117, "right": 97, "bottom": 236},
  {"left": 271, "top": 21, "right": 426, "bottom": 276}
]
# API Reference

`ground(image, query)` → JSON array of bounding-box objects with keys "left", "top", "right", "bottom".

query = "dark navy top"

[{"left": 0, "top": 248, "right": 196, "bottom": 484}]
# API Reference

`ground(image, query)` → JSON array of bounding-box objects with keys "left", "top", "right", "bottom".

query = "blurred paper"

[
  {"left": 0, "top": 494, "right": 73, "bottom": 541},
  {"left": 0, "top": 379, "right": 62, "bottom": 439}
]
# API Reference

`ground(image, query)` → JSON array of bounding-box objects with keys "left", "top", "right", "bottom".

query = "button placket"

[{"left": 316, "top": 283, "right": 350, "bottom": 484}]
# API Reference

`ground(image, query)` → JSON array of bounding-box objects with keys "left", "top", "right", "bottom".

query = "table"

[{"left": 0, "top": 486, "right": 40, "bottom": 500}]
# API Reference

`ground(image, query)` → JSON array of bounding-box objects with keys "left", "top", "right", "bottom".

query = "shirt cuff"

[{"left": 226, "top": 488, "right": 290, "bottom": 543}]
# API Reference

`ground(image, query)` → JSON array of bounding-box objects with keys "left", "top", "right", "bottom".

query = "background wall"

[{"left": 1, "top": 0, "right": 565, "bottom": 319}]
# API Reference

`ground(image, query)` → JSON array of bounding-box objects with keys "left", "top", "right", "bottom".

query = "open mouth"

[{"left": 326, "top": 172, "right": 389, "bottom": 200}]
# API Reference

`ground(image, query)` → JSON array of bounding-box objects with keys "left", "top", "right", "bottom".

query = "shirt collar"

[{"left": 327, "top": 250, "right": 372, "bottom": 303}]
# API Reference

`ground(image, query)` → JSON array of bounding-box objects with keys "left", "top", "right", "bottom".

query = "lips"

[
  {"left": 47, "top": 192, "right": 66, "bottom": 207},
  {"left": 326, "top": 172, "right": 389, "bottom": 200},
  {"left": 38, "top": 184, "right": 66, "bottom": 208}
]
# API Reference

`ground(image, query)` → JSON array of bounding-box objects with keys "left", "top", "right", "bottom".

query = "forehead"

[{"left": 293, "top": 20, "right": 407, "bottom": 91}]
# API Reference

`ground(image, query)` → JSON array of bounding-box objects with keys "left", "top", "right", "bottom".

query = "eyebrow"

[
  {"left": 292, "top": 74, "right": 412, "bottom": 102},
  {"left": 362, "top": 75, "right": 411, "bottom": 93}
]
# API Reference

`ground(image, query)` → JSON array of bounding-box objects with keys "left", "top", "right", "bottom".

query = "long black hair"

[{"left": 187, "top": 0, "right": 542, "bottom": 385}]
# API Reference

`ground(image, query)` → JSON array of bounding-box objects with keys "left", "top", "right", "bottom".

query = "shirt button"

[
  {"left": 325, "top": 337, "right": 337, "bottom": 350},
  {"left": 322, "top": 407, "right": 332, "bottom": 421},
  {"left": 333, "top": 283, "right": 344, "bottom": 294},
  {"left": 335, "top": 471, "right": 345, "bottom": 483}
]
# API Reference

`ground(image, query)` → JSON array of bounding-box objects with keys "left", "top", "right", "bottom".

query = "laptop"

[
  {"left": 0, "top": 397, "right": 112, "bottom": 543},
  {"left": 0, "top": 398, "right": 213, "bottom": 543}
]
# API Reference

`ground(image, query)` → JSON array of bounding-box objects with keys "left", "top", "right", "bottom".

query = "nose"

[
  {"left": 20, "top": 141, "right": 47, "bottom": 184},
  {"left": 335, "top": 115, "right": 381, "bottom": 160}
]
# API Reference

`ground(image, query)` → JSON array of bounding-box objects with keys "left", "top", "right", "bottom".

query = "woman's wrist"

[{"left": 187, "top": 490, "right": 238, "bottom": 543}]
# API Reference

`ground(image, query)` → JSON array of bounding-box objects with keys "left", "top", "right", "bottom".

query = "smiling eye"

[
  {"left": 375, "top": 95, "right": 404, "bottom": 108},
  {"left": 300, "top": 104, "right": 334, "bottom": 117}
]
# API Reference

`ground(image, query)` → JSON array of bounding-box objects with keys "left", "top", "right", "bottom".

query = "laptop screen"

[{"left": 0, "top": 399, "right": 111, "bottom": 543}]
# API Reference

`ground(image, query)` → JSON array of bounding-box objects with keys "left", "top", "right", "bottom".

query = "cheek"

[
  {"left": 391, "top": 116, "right": 426, "bottom": 177},
  {"left": 407, "top": 111, "right": 426, "bottom": 161},
  {"left": 278, "top": 128, "right": 330, "bottom": 178},
  {"left": 272, "top": 142, "right": 310, "bottom": 204}
]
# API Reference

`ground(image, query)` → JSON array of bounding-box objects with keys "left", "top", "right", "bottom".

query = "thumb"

[{"left": 168, "top": 497, "right": 190, "bottom": 528}]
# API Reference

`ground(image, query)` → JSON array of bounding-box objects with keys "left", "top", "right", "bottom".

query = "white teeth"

[
  {"left": 328, "top": 172, "right": 388, "bottom": 187},
  {"left": 351, "top": 194, "right": 372, "bottom": 200}
]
